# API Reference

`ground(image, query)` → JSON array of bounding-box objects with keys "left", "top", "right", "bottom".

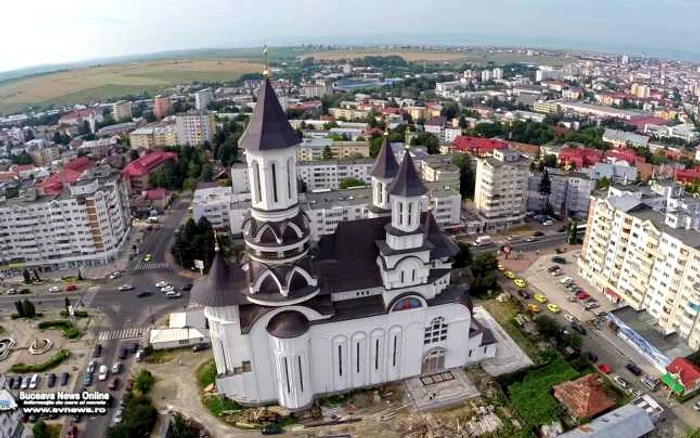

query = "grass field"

[
  {"left": 0, "top": 58, "right": 262, "bottom": 114},
  {"left": 300, "top": 49, "right": 572, "bottom": 67}
]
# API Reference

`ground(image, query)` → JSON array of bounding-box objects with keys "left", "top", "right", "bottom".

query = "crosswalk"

[
  {"left": 80, "top": 286, "right": 100, "bottom": 308},
  {"left": 133, "top": 261, "right": 171, "bottom": 271},
  {"left": 97, "top": 326, "right": 150, "bottom": 341}
]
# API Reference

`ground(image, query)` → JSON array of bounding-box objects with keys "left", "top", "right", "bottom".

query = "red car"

[
  {"left": 598, "top": 363, "right": 612, "bottom": 374},
  {"left": 576, "top": 292, "right": 590, "bottom": 300},
  {"left": 66, "top": 284, "right": 78, "bottom": 291},
  {"left": 67, "top": 424, "right": 78, "bottom": 438}
]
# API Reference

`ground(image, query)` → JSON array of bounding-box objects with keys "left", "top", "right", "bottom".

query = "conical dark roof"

[
  {"left": 388, "top": 151, "right": 427, "bottom": 197},
  {"left": 190, "top": 252, "right": 247, "bottom": 307},
  {"left": 371, "top": 136, "right": 399, "bottom": 178},
  {"left": 238, "top": 78, "right": 300, "bottom": 152}
]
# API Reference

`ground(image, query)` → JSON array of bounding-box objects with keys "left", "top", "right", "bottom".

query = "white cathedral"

[{"left": 191, "top": 75, "right": 498, "bottom": 410}]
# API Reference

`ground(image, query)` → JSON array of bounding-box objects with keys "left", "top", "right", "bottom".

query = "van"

[
  {"left": 472, "top": 236, "right": 492, "bottom": 247},
  {"left": 641, "top": 376, "right": 660, "bottom": 391}
]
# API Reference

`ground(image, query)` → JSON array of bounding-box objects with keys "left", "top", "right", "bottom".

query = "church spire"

[
  {"left": 388, "top": 151, "right": 427, "bottom": 197},
  {"left": 371, "top": 132, "right": 399, "bottom": 179}
]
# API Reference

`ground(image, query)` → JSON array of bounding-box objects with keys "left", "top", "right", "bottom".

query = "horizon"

[{"left": 2, "top": 0, "right": 700, "bottom": 73}]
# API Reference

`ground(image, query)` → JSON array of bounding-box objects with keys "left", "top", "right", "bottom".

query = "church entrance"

[{"left": 421, "top": 348, "right": 446, "bottom": 374}]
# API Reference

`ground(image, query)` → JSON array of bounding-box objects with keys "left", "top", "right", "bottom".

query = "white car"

[
  {"left": 111, "top": 362, "right": 122, "bottom": 374},
  {"left": 87, "top": 359, "right": 96, "bottom": 374},
  {"left": 98, "top": 365, "right": 109, "bottom": 381},
  {"left": 29, "top": 374, "right": 40, "bottom": 389},
  {"left": 155, "top": 281, "right": 168, "bottom": 288},
  {"left": 48, "top": 286, "right": 61, "bottom": 293},
  {"left": 109, "top": 271, "right": 122, "bottom": 279},
  {"left": 161, "top": 285, "right": 175, "bottom": 293},
  {"left": 20, "top": 377, "right": 29, "bottom": 390},
  {"left": 165, "top": 290, "right": 181, "bottom": 299},
  {"left": 118, "top": 284, "right": 134, "bottom": 291},
  {"left": 564, "top": 313, "right": 576, "bottom": 323},
  {"left": 114, "top": 408, "right": 123, "bottom": 424},
  {"left": 693, "top": 401, "right": 700, "bottom": 411},
  {"left": 542, "top": 220, "right": 554, "bottom": 226},
  {"left": 573, "top": 252, "right": 581, "bottom": 259}
]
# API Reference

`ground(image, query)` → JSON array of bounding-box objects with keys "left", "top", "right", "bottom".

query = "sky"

[{"left": 1, "top": 0, "right": 699, "bottom": 72}]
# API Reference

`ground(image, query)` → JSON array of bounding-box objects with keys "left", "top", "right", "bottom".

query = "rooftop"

[
  {"left": 553, "top": 374, "right": 616, "bottom": 419},
  {"left": 558, "top": 404, "right": 655, "bottom": 438}
]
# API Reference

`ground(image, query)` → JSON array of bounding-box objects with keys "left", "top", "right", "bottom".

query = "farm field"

[
  {"left": 0, "top": 58, "right": 262, "bottom": 113},
  {"left": 300, "top": 48, "right": 572, "bottom": 66}
]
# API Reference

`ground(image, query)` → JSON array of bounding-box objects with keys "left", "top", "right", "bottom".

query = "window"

[
  {"left": 408, "top": 202, "right": 412, "bottom": 226},
  {"left": 287, "top": 157, "right": 293, "bottom": 200},
  {"left": 400, "top": 271, "right": 405, "bottom": 283},
  {"left": 338, "top": 345, "right": 343, "bottom": 376},
  {"left": 356, "top": 342, "right": 360, "bottom": 373},
  {"left": 392, "top": 297, "right": 422, "bottom": 311},
  {"left": 283, "top": 357, "right": 291, "bottom": 393},
  {"left": 297, "top": 356, "right": 304, "bottom": 392},
  {"left": 392, "top": 336, "right": 398, "bottom": 367},
  {"left": 271, "top": 163, "right": 278, "bottom": 202},
  {"left": 252, "top": 161, "right": 262, "bottom": 203},
  {"left": 412, "top": 269, "right": 416, "bottom": 282},
  {"left": 398, "top": 202, "right": 403, "bottom": 225},
  {"left": 376, "top": 182, "right": 382, "bottom": 204},
  {"left": 374, "top": 339, "right": 379, "bottom": 370},
  {"left": 424, "top": 317, "right": 448, "bottom": 345}
]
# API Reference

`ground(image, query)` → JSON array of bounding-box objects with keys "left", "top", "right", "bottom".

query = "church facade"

[{"left": 191, "top": 76, "right": 497, "bottom": 411}]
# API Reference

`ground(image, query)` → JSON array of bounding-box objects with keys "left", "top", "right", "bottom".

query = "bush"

[
  {"left": 10, "top": 313, "right": 20, "bottom": 319},
  {"left": 196, "top": 359, "right": 217, "bottom": 390},
  {"left": 202, "top": 395, "right": 241, "bottom": 416},
  {"left": 107, "top": 394, "right": 157, "bottom": 438},
  {"left": 64, "top": 327, "right": 81, "bottom": 339},
  {"left": 59, "top": 310, "right": 89, "bottom": 318},
  {"left": 38, "top": 320, "right": 72, "bottom": 330},
  {"left": 133, "top": 370, "right": 155, "bottom": 394},
  {"left": 10, "top": 349, "right": 70, "bottom": 373},
  {"left": 555, "top": 248, "right": 564, "bottom": 254}
]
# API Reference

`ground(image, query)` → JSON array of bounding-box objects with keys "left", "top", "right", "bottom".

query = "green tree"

[
  {"left": 539, "top": 170, "right": 552, "bottom": 213},
  {"left": 595, "top": 176, "right": 611, "bottom": 190},
  {"left": 566, "top": 220, "right": 579, "bottom": 245},
  {"left": 14, "top": 300, "right": 23, "bottom": 317},
  {"left": 453, "top": 242, "right": 473, "bottom": 268},
  {"left": 452, "top": 152, "right": 475, "bottom": 199},
  {"left": 216, "top": 136, "right": 240, "bottom": 165},
  {"left": 458, "top": 115, "right": 468, "bottom": 129},
  {"left": 64, "top": 297, "right": 70, "bottom": 311},
  {"left": 412, "top": 132, "right": 440, "bottom": 154},
  {"left": 369, "top": 136, "right": 384, "bottom": 158},
  {"left": 200, "top": 163, "right": 214, "bottom": 182},
  {"left": 440, "top": 102, "right": 460, "bottom": 120},
  {"left": 133, "top": 369, "right": 155, "bottom": 394},
  {"left": 21, "top": 299, "right": 35, "bottom": 318},
  {"left": 79, "top": 120, "right": 91, "bottom": 136},
  {"left": 534, "top": 315, "right": 559, "bottom": 339},
  {"left": 11, "top": 152, "right": 33, "bottom": 165},
  {"left": 33, "top": 420, "right": 51, "bottom": 438},
  {"left": 542, "top": 154, "right": 558, "bottom": 168},
  {"left": 685, "top": 428, "right": 700, "bottom": 438},
  {"left": 339, "top": 177, "right": 366, "bottom": 189},
  {"left": 169, "top": 413, "right": 199, "bottom": 438},
  {"left": 322, "top": 145, "right": 334, "bottom": 160},
  {"left": 471, "top": 253, "right": 499, "bottom": 278}
]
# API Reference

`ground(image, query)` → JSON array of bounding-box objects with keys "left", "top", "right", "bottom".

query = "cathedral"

[{"left": 191, "top": 75, "right": 498, "bottom": 410}]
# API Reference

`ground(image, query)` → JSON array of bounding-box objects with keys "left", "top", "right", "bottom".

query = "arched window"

[
  {"left": 408, "top": 202, "right": 413, "bottom": 226},
  {"left": 252, "top": 161, "right": 262, "bottom": 203},
  {"left": 271, "top": 163, "right": 279, "bottom": 203},
  {"left": 375, "top": 182, "right": 382, "bottom": 205},
  {"left": 391, "top": 296, "right": 422, "bottom": 312},
  {"left": 398, "top": 202, "right": 403, "bottom": 225},
  {"left": 424, "top": 317, "right": 448, "bottom": 345},
  {"left": 287, "top": 157, "right": 293, "bottom": 200}
]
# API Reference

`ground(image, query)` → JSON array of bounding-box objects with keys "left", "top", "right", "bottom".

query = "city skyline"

[{"left": 1, "top": 0, "right": 700, "bottom": 73}]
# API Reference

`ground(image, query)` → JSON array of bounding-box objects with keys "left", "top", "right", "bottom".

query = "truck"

[{"left": 472, "top": 235, "right": 492, "bottom": 247}]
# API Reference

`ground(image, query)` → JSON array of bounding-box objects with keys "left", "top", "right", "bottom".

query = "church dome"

[
  {"left": 190, "top": 252, "right": 246, "bottom": 307},
  {"left": 266, "top": 311, "right": 310, "bottom": 339}
]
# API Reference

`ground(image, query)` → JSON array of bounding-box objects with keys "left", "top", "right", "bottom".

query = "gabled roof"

[
  {"left": 371, "top": 136, "right": 399, "bottom": 179},
  {"left": 122, "top": 151, "right": 178, "bottom": 178},
  {"left": 666, "top": 357, "right": 700, "bottom": 388},
  {"left": 554, "top": 374, "right": 616, "bottom": 420},
  {"left": 388, "top": 151, "right": 426, "bottom": 197},
  {"left": 238, "top": 78, "right": 300, "bottom": 152}
]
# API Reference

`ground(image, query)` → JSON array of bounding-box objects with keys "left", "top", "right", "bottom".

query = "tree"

[
  {"left": 200, "top": 163, "right": 214, "bottom": 182},
  {"left": 23, "top": 268, "right": 31, "bottom": 284},
  {"left": 471, "top": 253, "right": 499, "bottom": 278},
  {"left": 411, "top": 132, "right": 440, "bottom": 154},
  {"left": 322, "top": 145, "right": 334, "bottom": 160},
  {"left": 685, "top": 429, "right": 700, "bottom": 438},
  {"left": 458, "top": 115, "right": 468, "bottom": 129},
  {"left": 534, "top": 315, "right": 559, "bottom": 339},
  {"left": 24, "top": 129, "right": 35, "bottom": 141},
  {"left": 14, "top": 300, "right": 23, "bottom": 317},
  {"left": 33, "top": 420, "right": 51, "bottom": 438},
  {"left": 339, "top": 177, "right": 366, "bottom": 189},
  {"left": 64, "top": 297, "right": 70, "bottom": 311},
  {"left": 133, "top": 369, "right": 156, "bottom": 394},
  {"left": 369, "top": 136, "right": 384, "bottom": 158},
  {"left": 129, "top": 150, "right": 140, "bottom": 161},
  {"left": 169, "top": 413, "right": 199, "bottom": 438},
  {"left": 11, "top": 152, "right": 32, "bottom": 165},
  {"left": 21, "top": 299, "right": 35, "bottom": 318},
  {"left": 452, "top": 152, "right": 475, "bottom": 199},
  {"left": 596, "top": 176, "right": 611, "bottom": 190},
  {"left": 216, "top": 136, "right": 240, "bottom": 166},
  {"left": 79, "top": 120, "right": 91, "bottom": 136},
  {"left": 566, "top": 220, "right": 579, "bottom": 245},
  {"left": 542, "top": 154, "right": 558, "bottom": 168},
  {"left": 440, "top": 102, "right": 460, "bottom": 120},
  {"left": 453, "top": 242, "right": 473, "bottom": 268}
]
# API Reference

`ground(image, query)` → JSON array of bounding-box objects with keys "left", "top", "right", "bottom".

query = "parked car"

[
  {"left": 15, "top": 377, "right": 24, "bottom": 390},
  {"left": 108, "top": 271, "right": 122, "bottom": 279},
  {"left": 66, "top": 284, "right": 78, "bottom": 291},
  {"left": 166, "top": 290, "right": 182, "bottom": 299},
  {"left": 547, "top": 303, "right": 561, "bottom": 314},
  {"left": 5, "top": 288, "right": 17, "bottom": 295},
  {"left": 6, "top": 377, "right": 14, "bottom": 389},
  {"left": 114, "top": 408, "right": 123, "bottom": 424},
  {"left": 143, "top": 254, "right": 152, "bottom": 262},
  {"left": 641, "top": 376, "right": 660, "bottom": 391},
  {"left": 20, "top": 377, "right": 29, "bottom": 390},
  {"left": 87, "top": 359, "right": 96, "bottom": 374},
  {"left": 598, "top": 363, "right": 612, "bottom": 374},
  {"left": 261, "top": 423, "right": 283, "bottom": 435},
  {"left": 547, "top": 265, "right": 560, "bottom": 273},
  {"left": 534, "top": 294, "right": 548, "bottom": 303},
  {"left": 585, "top": 300, "right": 600, "bottom": 310},
  {"left": 118, "top": 348, "right": 128, "bottom": 360},
  {"left": 576, "top": 292, "right": 591, "bottom": 301},
  {"left": 527, "top": 304, "right": 540, "bottom": 314},
  {"left": 564, "top": 313, "right": 576, "bottom": 323},
  {"left": 47, "top": 373, "right": 56, "bottom": 388},
  {"left": 585, "top": 352, "right": 599, "bottom": 363},
  {"left": 29, "top": 374, "right": 40, "bottom": 389},
  {"left": 613, "top": 375, "right": 630, "bottom": 389},
  {"left": 518, "top": 289, "right": 531, "bottom": 299},
  {"left": 192, "top": 342, "right": 211, "bottom": 352},
  {"left": 118, "top": 284, "right": 134, "bottom": 291},
  {"left": 136, "top": 291, "right": 153, "bottom": 298},
  {"left": 626, "top": 363, "right": 643, "bottom": 376},
  {"left": 155, "top": 281, "right": 168, "bottom": 288},
  {"left": 84, "top": 374, "right": 93, "bottom": 386},
  {"left": 571, "top": 322, "right": 587, "bottom": 335},
  {"left": 161, "top": 286, "right": 175, "bottom": 293},
  {"left": 533, "top": 231, "right": 545, "bottom": 237},
  {"left": 48, "top": 286, "right": 61, "bottom": 293},
  {"left": 182, "top": 283, "right": 193, "bottom": 291},
  {"left": 60, "top": 372, "right": 70, "bottom": 386},
  {"left": 111, "top": 362, "right": 122, "bottom": 374},
  {"left": 131, "top": 342, "right": 139, "bottom": 354},
  {"left": 552, "top": 256, "right": 567, "bottom": 264},
  {"left": 693, "top": 402, "right": 700, "bottom": 412},
  {"left": 135, "top": 350, "right": 145, "bottom": 362},
  {"left": 92, "top": 344, "right": 102, "bottom": 358},
  {"left": 98, "top": 365, "right": 108, "bottom": 381},
  {"left": 108, "top": 378, "right": 120, "bottom": 391}
]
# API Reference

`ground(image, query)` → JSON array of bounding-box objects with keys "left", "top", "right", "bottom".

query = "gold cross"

[{"left": 263, "top": 44, "right": 270, "bottom": 77}]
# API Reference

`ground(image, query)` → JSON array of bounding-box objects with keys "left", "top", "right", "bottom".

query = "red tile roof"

[
  {"left": 559, "top": 147, "right": 604, "bottom": 168},
  {"left": 675, "top": 167, "right": 700, "bottom": 184},
  {"left": 605, "top": 147, "right": 645, "bottom": 164},
  {"left": 142, "top": 188, "right": 169, "bottom": 200},
  {"left": 122, "top": 151, "right": 178, "bottom": 178},
  {"left": 425, "top": 116, "right": 447, "bottom": 126},
  {"left": 553, "top": 374, "right": 616, "bottom": 420},
  {"left": 452, "top": 136, "right": 508, "bottom": 156},
  {"left": 666, "top": 358, "right": 700, "bottom": 388},
  {"left": 37, "top": 157, "right": 95, "bottom": 195}
]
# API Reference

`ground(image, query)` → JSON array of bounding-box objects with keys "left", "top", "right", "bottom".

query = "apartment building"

[
  {"left": 420, "top": 155, "right": 460, "bottom": 190},
  {"left": 192, "top": 185, "right": 232, "bottom": 232},
  {"left": 0, "top": 166, "right": 130, "bottom": 273},
  {"left": 579, "top": 184, "right": 700, "bottom": 349},
  {"left": 527, "top": 169, "right": 594, "bottom": 217},
  {"left": 175, "top": 111, "right": 216, "bottom": 146},
  {"left": 296, "top": 139, "right": 370, "bottom": 161},
  {"left": 194, "top": 88, "right": 214, "bottom": 110},
  {"left": 602, "top": 129, "right": 650, "bottom": 148},
  {"left": 153, "top": 95, "right": 172, "bottom": 119},
  {"left": 297, "top": 158, "right": 374, "bottom": 191},
  {"left": 129, "top": 125, "right": 178, "bottom": 149},
  {"left": 112, "top": 100, "right": 133, "bottom": 121},
  {"left": 328, "top": 107, "right": 370, "bottom": 120},
  {"left": 122, "top": 151, "right": 178, "bottom": 193},
  {"left": 474, "top": 148, "right": 530, "bottom": 230},
  {"left": 533, "top": 100, "right": 561, "bottom": 115}
]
